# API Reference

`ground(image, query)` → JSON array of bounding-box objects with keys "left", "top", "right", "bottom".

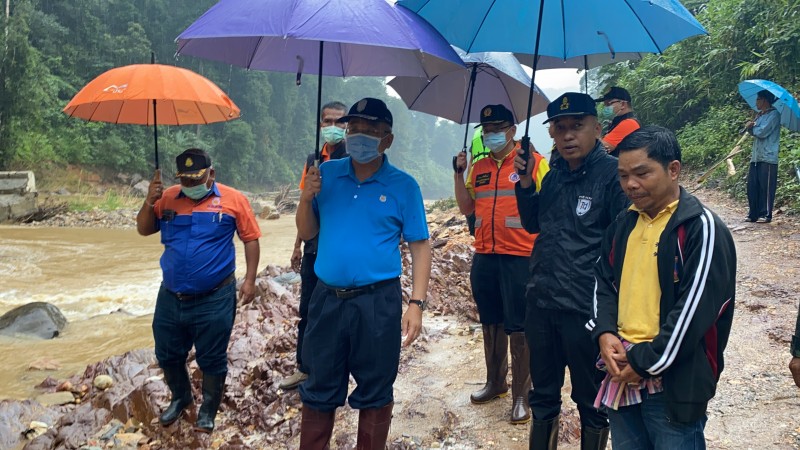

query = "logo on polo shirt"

[
  {"left": 508, "top": 172, "right": 520, "bottom": 183},
  {"left": 379, "top": 195, "right": 387, "bottom": 203}
]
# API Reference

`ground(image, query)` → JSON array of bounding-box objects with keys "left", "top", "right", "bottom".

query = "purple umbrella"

[{"left": 176, "top": 0, "right": 463, "bottom": 161}]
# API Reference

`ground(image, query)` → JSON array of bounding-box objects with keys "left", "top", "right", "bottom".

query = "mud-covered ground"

[{"left": 3, "top": 187, "right": 800, "bottom": 449}]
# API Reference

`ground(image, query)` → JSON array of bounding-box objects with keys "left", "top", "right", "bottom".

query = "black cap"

[
  {"left": 595, "top": 86, "right": 632, "bottom": 103},
  {"left": 474, "top": 104, "right": 514, "bottom": 128},
  {"left": 543, "top": 93, "right": 598, "bottom": 124},
  {"left": 175, "top": 148, "right": 212, "bottom": 179},
  {"left": 337, "top": 97, "right": 393, "bottom": 127}
]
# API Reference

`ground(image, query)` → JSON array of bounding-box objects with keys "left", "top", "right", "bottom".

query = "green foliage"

[
  {"left": 0, "top": 0, "right": 459, "bottom": 198},
  {"left": 594, "top": 0, "right": 800, "bottom": 210}
]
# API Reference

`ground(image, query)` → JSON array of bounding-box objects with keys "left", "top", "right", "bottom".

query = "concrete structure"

[{"left": 0, "top": 171, "right": 37, "bottom": 222}]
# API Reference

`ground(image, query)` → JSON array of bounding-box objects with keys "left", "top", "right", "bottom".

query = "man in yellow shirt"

[{"left": 588, "top": 126, "right": 736, "bottom": 449}]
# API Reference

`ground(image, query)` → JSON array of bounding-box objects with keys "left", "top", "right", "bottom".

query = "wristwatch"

[{"left": 408, "top": 299, "right": 425, "bottom": 310}]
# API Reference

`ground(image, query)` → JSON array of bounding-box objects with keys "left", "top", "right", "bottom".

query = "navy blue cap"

[
  {"left": 543, "top": 93, "right": 598, "bottom": 124},
  {"left": 337, "top": 97, "right": 393, "bottom": 127},
  {"left": 175, "top": 148, "right": 212, "bottom": 179}
]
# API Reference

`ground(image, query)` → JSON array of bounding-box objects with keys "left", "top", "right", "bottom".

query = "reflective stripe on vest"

[{"left": 470, "top": 143, "right": 538, "bottom": 256}]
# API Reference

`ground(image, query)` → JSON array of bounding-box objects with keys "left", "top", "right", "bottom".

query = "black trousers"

[
  {"left": 470, "top": 253, "right": 528, "bottom": 333},
  {"left": 525, "top": 302, "right": 608, "bottom": 429},
  {"left": 296, "top": 251, "right": 318, "bottom": 373},
  {"left": 746, "top": 162, "right": 778, "bottom": 221}
]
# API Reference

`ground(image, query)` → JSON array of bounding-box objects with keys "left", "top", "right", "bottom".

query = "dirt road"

[{"left": 283, "top": 188, "right": 800, "bottom": 450}]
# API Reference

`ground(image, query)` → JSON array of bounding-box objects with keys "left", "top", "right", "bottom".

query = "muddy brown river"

[{"left": 0, "top": 215, "right": 298, "bottom": 400}]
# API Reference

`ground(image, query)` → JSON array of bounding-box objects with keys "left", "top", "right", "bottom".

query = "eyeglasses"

[
  {"left": 346, "top": 125, "right": 390, "bottom": 138},
  {"left": 482, "top": 124, "right": 512, "bottom": 134}
]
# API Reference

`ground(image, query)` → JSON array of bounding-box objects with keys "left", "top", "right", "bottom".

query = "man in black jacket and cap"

[{"left": 514, "top": 92, "right": 629, "bottom": 449}]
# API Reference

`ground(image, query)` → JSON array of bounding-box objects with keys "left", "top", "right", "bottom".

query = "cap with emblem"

[
  {"left": 594, "top": 86, "right": 632, "bottom": 103},
  {"left": 542, "top": 92, "right": 598, "bottom": 124},
  {"left": 175, "top": 148, "right": 212, "bottom": 179},
  {"left": 337, "top": 97, "right": 393, "bottom": 127},
  {"left": 474, "top": 104, "right": 515, "bottom": 128}
]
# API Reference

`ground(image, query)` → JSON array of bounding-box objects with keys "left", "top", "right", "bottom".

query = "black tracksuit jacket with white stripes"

[{"left": 588, "top": 187, "right": 736, "bottom": 423}]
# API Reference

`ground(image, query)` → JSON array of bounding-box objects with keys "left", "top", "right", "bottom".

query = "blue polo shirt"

[
  {"left": 154, "top": 182, "right": 261, "bottom": 295},
  {"left": 313, "top": 155, "right": 429, "bottom": 288}
]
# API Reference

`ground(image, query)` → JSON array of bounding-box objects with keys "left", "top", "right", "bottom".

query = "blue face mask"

[
  {"left": 321, "top": 125, "right": 345, "bottom": 144},
  {"left": 346, "top": 133, "right": 383, "bottom": 163},
  {"left": 602, "top": 105, "right": 616, "bottom": 117},
  {"left": 181, "top": 178, "right": 211, "bottom": 200},
  {"left": 483, "top": 132, "right": 510, "bottom": 152}
]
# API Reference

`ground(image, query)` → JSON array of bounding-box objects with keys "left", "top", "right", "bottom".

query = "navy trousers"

[
  {"left": 746, "top": 162, "right": 778, "bottom": 221},
  {"left": 299, "top": 279, "right": 401, "bottom": 411},
  {"left": 525, "top": 302, "right": 608, "bottom": 429},
  {"left": 296, "top": 251, "right": 318, "bottom": 373},
  {"left": 152, "top": 281, "right": 236, "bottom": 375}
]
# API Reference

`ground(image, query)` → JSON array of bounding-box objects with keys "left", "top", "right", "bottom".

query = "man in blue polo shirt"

[
  {"left": 296, "top": 97, "right": 432, "bottom": 449},
  {"left": 137, "top": 148, "right": 261, "bottom": 433}
]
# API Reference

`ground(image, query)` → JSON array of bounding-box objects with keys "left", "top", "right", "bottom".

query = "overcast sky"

[{"left": 519, "top": 67, "right": 583, "bottom": 158}]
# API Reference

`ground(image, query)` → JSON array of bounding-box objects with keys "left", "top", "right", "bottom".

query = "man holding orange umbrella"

[{"left": 137, "top": 149, "right": 261, "bottom": 433}]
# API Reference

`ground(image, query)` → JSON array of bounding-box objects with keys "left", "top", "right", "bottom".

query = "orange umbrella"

[{"left": 63, "top": 61, "right": 240, "bottom": 169}]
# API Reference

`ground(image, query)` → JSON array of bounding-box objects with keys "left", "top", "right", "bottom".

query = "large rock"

[
  {"left": 131, "top": 180, "right": 150, "bottom": 196},
  {"left": 0, "top": 302, "right": 67, "bottom": 339},
  {"left": 0, "top": 171, "right": 37, "bottom": 221}
]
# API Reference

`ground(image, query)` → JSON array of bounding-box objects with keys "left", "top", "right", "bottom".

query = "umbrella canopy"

[
  {"left": 398, "top": 0, "right": 706, "bottom": 58},
  {"left": 738, "top": 79, "right": 800, "bottom": 132},
  {"left": 176, "top": 0, "right": 463, "bottom": 162},
  {"left": 176, "top": 0, "right": 462, "bottom": 79},
  {"left": 64, "top": 64, "right": 240, "bottom": 125},
  {"left": 399, "top": 0, "right": 706, "bottom": 173},
  {"left": 63, "top": 63, "right": 240, "bottom": 169},
  {"left": 388, "top": 48, "right": 549, "bottom": 125}
]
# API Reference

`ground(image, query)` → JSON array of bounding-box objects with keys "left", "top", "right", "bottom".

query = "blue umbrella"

[
  {"left": 738, "top": 79, "right": 800, "bottom": 132},
  {"left": 176, "top": 0, "right": 463, "bottom": 161},
  {"left": 399, "top": 0, "right": 706, "bottom": 172}
]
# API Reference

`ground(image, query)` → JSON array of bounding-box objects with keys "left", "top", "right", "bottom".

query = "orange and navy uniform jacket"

[
  {"left": 468, "top": 143, "right": 549, "bottom": 256},
  {"left": 153, "top": 182, "right": 261, "bottom": 295},
  {"left": 298, "top": 142, "right": 347, "bottom": 190}
]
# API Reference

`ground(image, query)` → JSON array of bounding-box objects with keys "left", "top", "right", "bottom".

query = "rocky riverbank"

[{"left": 0, "top": 209, "right": 483, "bottom": 450}]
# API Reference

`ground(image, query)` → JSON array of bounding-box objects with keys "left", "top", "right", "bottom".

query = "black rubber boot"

[
  {"left": 510, "top": 332, "right": 532, "bottom": 424},
  {"left": 159, "top": 365, "right": 193, "bottom": 426},
  {"left": 194, "top": 373, "right": 226, "bottom": 433},
  {"left": 580, "top": 426, "right": 609, "bottom": 450},
  {"left": 529, "top": 415, "right": 559, "bottom": 450},
  {"left": 470, "top": 324, "right": 509, "bottom": 404}
]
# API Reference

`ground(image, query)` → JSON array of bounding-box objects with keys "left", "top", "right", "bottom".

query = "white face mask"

[{"left": 483, "top": 132, "right": 510, "bottom": 152}]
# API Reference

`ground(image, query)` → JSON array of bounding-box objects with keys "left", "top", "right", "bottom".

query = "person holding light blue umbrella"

[{"left": 738, "top": 79, "right": 800, "bottom": 223}]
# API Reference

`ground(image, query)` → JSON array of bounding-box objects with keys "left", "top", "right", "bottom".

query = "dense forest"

[
  {"left": 593, "top": 0, "right": 800, "bottom": 206},
  {"left": 0, "top": 0, "right": 798, "bottom": 203},
  {"left": 0, "top": 0, "right": 468, "bottom": 198}
]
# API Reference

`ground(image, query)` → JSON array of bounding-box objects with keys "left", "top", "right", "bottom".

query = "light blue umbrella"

[
  {"left": 398, "top": 0, "right": 705, "bottom": 58},
  {"left": 738, "top": 79, "right": 800, "bottom": 132},
  {"left": 399, "top": 0, "right": 707, "bottom": 172}
]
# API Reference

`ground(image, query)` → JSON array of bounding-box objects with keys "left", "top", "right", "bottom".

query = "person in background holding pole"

[
  {"left": 454, "top": 104, "right": 549, "bottom": 425},
  {"left": 595, "top": 87, "right": 640, "bottom": 158},
  {"left": 280, "top": 101, "right": 348, "bottom": 391},
  {"left": 744, "top": 89, "right": 781, "bottom": 223}
]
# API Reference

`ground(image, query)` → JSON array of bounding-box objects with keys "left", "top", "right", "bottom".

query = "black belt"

[
  {"left": 169, "top": 273, "right": 236, "bottom": 301},
  {"left": 320, "top": 278, "right": 398, "bottom": 300}
]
